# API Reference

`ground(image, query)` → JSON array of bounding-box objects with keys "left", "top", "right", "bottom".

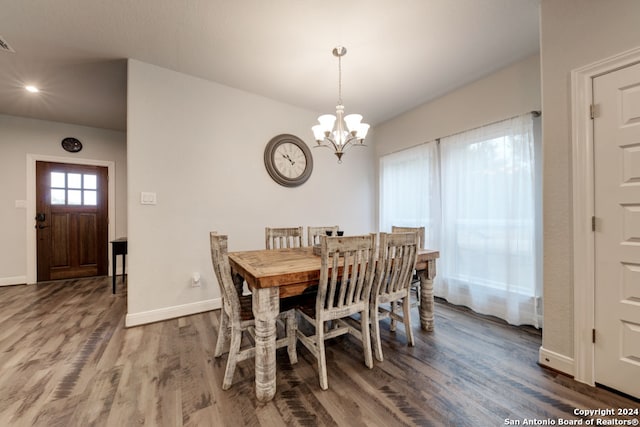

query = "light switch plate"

[{"left": 140, "top": 192, "right": 157, "bottom": 205}]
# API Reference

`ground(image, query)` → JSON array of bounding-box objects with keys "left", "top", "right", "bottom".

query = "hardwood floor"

[{"left": 0, "top": 277, "right": 637, "bottom": 426}]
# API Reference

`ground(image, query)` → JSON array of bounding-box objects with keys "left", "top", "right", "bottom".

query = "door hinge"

[
  {"left": 590, "top": 103, "right": 600, "bottom": 119},
  {"left": 592, "top": 329, "right": 596, "bottom": 343},
  {"left": 592, "top": 216, "right": 596, "bottom": 231}
]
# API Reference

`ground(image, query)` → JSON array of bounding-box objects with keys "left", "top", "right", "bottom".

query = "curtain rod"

[
  {"left": 436, "top": 110, "right": 542, "bottom": 142},
  {"left": 381, "top": 110, "right": 541, "bottom": 156}
]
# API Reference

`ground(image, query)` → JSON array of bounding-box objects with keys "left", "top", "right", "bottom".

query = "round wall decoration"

[
  {"left": 61, "top": 137, "right": 83, "bottom": 153},
  {"left": 264, "top": 134, "right": 313, "bottom": 187}
]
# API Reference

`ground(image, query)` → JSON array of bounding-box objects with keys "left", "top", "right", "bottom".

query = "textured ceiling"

[{"left": 0, "top": 0, "right": 540, "bottom": 131}]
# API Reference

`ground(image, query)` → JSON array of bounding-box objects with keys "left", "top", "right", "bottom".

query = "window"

[
  {"left": 50, "top": 172, "right": 98, "bottom": 206},
  {"left": 379, "top": 114, "right": 541, "bottom": 327}
]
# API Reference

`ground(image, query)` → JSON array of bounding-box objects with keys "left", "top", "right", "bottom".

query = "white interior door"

[{"left": 593, "top": 61, "right": 640, "bottom": 398}]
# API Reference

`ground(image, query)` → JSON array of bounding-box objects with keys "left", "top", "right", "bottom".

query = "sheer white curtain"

[
  {"left": 379, "top": 114, "right": 541, "bottom": 327},
  {"left": 379, "top": 141, "right": 440, "bottom": 248},
  {"left": 437, "top": 114, "right": 540, "bottom": 327}
]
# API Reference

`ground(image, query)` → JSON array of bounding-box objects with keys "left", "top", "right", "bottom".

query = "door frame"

[
  {"left": 571, "top": 46, "right": 640, "bottom": 387},
  {"left": 26, "top": 154, "right": 116, "bottom": 284}
]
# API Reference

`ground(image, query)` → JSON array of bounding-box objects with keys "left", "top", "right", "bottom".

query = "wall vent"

[{"left": 0, "top": 35, "right": 16, "bottom": 53}]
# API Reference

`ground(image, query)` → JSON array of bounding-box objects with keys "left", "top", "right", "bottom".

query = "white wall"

[
  {"left": 540, "top": 0, "right": 640, "bottom": 361},
  {"left": 0, "top": 114, "right": 127, "bottom": 285},
  {"left": 126, "top": 59, "right": 376, "bottom": 325},
  {"left": 374, "top": 54, "right": 541, "bottom": 157}
]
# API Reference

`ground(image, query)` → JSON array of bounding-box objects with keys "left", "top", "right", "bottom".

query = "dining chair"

[
  {"left": 210, "top": 232, "right": 298, "bottom": 390},
  {"left": 307, "top": 225, "right": 339, "bottom": 246},
  {"left": 265, "top": 226, "right": 304, "bottom": 249},
  {"left": 391, "top": 225, "right": 425, "bottom": 308},
  {"left": 296, "top": 234, "right": 377, "bottom": 390},
  {"left": 370, "top": 231, "right": 419, "bottom": 362}
]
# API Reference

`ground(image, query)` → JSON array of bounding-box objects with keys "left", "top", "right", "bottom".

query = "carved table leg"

[
  {"left": 252, "top": 286, "right": 279, "bottom": 402},
  {"left": 418, "top": 259, "right": 436, "bottom": 331}
]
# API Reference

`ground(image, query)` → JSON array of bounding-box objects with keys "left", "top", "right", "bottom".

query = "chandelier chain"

[{"left": 337, "top": 54, "right": 342, "bottom": 105}]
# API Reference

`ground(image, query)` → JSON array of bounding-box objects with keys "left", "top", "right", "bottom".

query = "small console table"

[{"left": 111, "top": 238, "right": 127, "bottom": 293}]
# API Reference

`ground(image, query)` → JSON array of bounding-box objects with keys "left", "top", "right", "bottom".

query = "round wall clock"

[
  {"left": 61, "top": 137, "right": 83, "bottom": 153},
  {"left": 264, "top": 134, "right": 313, "bottom": 187}
]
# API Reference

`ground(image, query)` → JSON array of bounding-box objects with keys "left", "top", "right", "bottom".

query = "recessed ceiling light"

[{"left": 25, "top": 85, "right": 39, "bottom": 93}]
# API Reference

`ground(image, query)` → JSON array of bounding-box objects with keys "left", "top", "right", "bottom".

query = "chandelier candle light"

[{"left": 312, "top": 46, "right": 370, "bottom": 163}]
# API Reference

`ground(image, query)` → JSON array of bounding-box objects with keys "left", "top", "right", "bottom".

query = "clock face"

[
  {"left": 273, "top": 142, "right": 307, "bottom": 179},
  {"left": 264, "top": 134, "right": 313, "bottom": 187},
  {"left": 61, "top": 137, "right": 83, "bottom": 153}
]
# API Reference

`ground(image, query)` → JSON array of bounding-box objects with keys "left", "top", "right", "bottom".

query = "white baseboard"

[
  {"left": 539, "top": 346, "right": 575, "bottom": 377},
  {"left": 125, "top": 298, "right": 222, "bottom": 327},
  {"left": 0, "top": 276, "right": 27, "bottom": 286}
]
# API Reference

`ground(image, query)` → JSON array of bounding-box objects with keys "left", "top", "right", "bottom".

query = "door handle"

[{"left": 36, "top": 224, "right": 49, "bottom": 229}]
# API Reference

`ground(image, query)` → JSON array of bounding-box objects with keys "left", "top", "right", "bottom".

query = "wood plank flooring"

[{"left": 0, "top": 277, "right": 637, "bottom": 426}]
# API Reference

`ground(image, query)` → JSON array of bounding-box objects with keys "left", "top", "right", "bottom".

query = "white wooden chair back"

[
  {"left": 391, "top": 225, "right": 425, "bottom": 249},
  {"left": 265, "top": 226, "right": 303, "bottom": 249},
  {"left": 317, "top": 234, "right": 377, "bottom": 320},
  {"left": 374, "top": 232, "right": 419, "bottom": 300},
  {"left": 209, "top": 233, "right": 240, "bottom": 323},
  {"left": 307, "top": 225, "right": 339, "bottom": 246}
]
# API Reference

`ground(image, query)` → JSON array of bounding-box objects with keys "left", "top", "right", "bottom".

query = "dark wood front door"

[{"left": 36, "top": 161, "right": 108, "bottom": 281}]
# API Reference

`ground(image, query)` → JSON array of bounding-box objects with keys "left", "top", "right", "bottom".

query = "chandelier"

[{"left": 312, "top": 46, "right": 369, "bottom": 163}]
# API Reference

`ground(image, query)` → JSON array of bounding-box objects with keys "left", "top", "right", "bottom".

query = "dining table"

[{"left": 227, "top": 245, "right": 439, "bottom": 402}]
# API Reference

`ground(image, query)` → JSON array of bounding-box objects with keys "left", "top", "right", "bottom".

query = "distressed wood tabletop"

[{"left": 228, "top": 247, "right": 439, "bottom": 298}]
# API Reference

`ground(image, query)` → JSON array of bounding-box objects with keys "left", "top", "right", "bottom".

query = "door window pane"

[
  {"left": 48, "top": 171, "right": 101, "bottom": 206},
  {"left": 51, "top": 189, "right": 65, "bottom": 205},
  {"left": 84, "top": 174, "right": 97, "bottom": 190},
  {"left": 68, "top": 190, "right": 82, "bottom": 205},
  {"left": 84, "top": 190, "right": 97, "bottom": 205},
  {"left": 68, "top": 173, "right": 82, "bottom": 189},
  {"left": 51, "top": 172, "right": 65, "bottom": 188}
]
